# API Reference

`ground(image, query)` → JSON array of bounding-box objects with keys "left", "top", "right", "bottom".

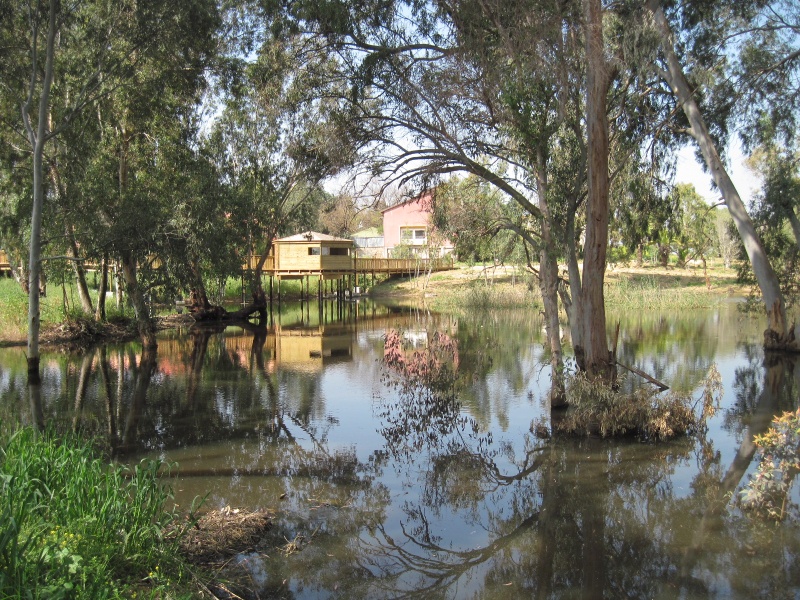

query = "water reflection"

[{"left": 0, "top": 302, "right": 797, "bottom": 598}]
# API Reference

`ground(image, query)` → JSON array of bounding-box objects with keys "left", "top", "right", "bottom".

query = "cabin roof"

[{"left": 275, "top": 231, "right": 353, "bottom": 244}]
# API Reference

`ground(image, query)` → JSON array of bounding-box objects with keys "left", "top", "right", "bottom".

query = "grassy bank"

[
  {"left": 370, "top": 260, "right": 749, "bottom": 314},
  {"left": 0, "top": 278, "right": 135, "bottom": 344},
  {"left": 0, "top": 428, "right": 197, "bottom": 598},
  {"left": 0, "top": 260, "right": 752, "bottom": 344}
]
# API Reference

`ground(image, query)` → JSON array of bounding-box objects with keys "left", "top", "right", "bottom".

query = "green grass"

[
  {"left": 0, "top": 278, "right": 135, "bottom": 342},
  {"left": 0, "top": 427, "right": 198, "bottom": 598},
  {"left": 604, "top": 274, "right": 721, "bottom": 310},
  {"left": 429, "top": 279, "right": 542, "bottom": 313}
]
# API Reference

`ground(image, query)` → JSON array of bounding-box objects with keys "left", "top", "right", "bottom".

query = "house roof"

[
  {"left": 275, "top": 231, "right": 353, "bottom": 243},
  {"left": 380, "top": 190, "right": 434, "bottom": 214}
]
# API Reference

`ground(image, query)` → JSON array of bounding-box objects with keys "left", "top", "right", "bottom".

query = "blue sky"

[{"left": 675, "top": 141, "right": 760, "bottom": 206}]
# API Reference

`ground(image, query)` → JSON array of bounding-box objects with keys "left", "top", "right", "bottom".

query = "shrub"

[
  {"left": 556, "top": 365, "right": 722, "bottom": 440},
  {"left": 739, "top": 409, "right": 800, "bottom": 521}
]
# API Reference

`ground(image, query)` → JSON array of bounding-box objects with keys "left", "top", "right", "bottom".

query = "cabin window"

[
  {"left": 400, "top": 227, "right": 427, "bottom": 244},
  {"left": 330, "top": 247, "right": 349, "bottom": 256},
  {"left": 308, "top": 247, "right": 321, "bottom": 255}
]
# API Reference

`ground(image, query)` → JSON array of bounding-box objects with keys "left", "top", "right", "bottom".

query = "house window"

[
  {"left": 308, "top": 247, "right": 321, "bottom": 255},
  {"left": 330, "top": 247, "right": 349, "bottom": 256},
  {"left": 400, "top": 227, "right": 427, "bottom": 245}
]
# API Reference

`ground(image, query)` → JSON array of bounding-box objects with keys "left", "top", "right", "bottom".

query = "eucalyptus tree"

[
  {"left": 753, "top": 151, "right": 800, "bottom": 251},
  {"left": 205, "top": 30, "right": 356, "bottom": 318},
  {"left": 736, "top": 150, "right": 800, "bottom": 306},
  {"left": 670, "top": 183, "right": 717, "bottom": 269},
  {"left": 0, "top": 0, "right": 222, "bottom": 376},
  {"left": 736, "top": 1, "right": 800, "bottom": 252},
  {"left": 286, "top": 0, "right": 680, "bottom": 388},
  {"left": 431, "top": 175, "right": 518, "bottom": 265},
  {"left": 641, "top": 0, "right": 800, "bottom": 351},
  {"left": 284, "top": 0, "right": 588, "bottom": 396}
]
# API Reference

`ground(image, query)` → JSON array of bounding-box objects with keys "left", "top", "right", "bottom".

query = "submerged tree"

[
  {"left": 0, "top": 0, "right": 222, "bottom": 370},
  {"left": 643, "top": 0, "right": 800, "bottom": 351}
]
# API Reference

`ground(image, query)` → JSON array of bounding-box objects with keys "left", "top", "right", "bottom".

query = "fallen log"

[{"left": 614, "top": 360, "right": 669, "bottom": 391}]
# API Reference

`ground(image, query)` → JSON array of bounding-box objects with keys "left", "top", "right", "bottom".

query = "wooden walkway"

[
  {"left": 243, "top": 255, "right": 455, "bottom": 278},
  {"left": 0, "top": 251, "right": 455, "bottom": 279}
]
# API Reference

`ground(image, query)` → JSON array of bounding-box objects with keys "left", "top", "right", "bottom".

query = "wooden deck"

[
  {"left": 243, "top": 255, "right": 455, "bottom": 277},
  {"left": 0, "top": 251, "right": 454, "bottom": 279}
]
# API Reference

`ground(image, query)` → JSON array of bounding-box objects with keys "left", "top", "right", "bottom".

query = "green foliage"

[
  {"left": 0, "top": 428, "right": 196, "bottom": 598},
  {"left": 739, "top": 408, "right": 800, "bottom": 522},
  {"left": 432, "top": 177, "right": 521, "bottom": 264},
  {"left": 558, "top": 364, "right": 722, "bottom": 440},
  {"left": 0, "top": 278, "right": 135, "bottom": 340},
  {"left": 669, "top": 183, "right": 717, "bottom": 267},
  {"left": 604, "top": 275, "right": 719, "bottom": 310},
  {"left": 736, "top": 148, "right": 800, "bottom": 311}
]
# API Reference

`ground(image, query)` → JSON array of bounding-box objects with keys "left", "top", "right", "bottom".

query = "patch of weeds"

[
  {"left": 430, "top": 281, "right": 541, "bottom": 314},
  {"left": 0, "top": 427, "right": 200, "bottom": 598},
  {"left": 605, "top": 275, "right": 717, "bottom": 310},
  {"left": 557, "top": 365, "right": 722, "bottom": 440}
]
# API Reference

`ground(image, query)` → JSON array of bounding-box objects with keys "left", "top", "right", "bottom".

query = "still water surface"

[{"left": 1, "top": 299, "right": 799, "bottom": 599}]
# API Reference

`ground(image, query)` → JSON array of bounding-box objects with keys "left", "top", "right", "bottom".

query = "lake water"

[{"left": 1, "top": 299, "right": 798, "bottom": 599}]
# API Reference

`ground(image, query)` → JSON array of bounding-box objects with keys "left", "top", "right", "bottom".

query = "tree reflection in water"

[
  {"left": 1, "top": 304, "right": 799, "bottom": 598},
  {"left": 368, "top": 327, "right": 800, "bottom": 599}
]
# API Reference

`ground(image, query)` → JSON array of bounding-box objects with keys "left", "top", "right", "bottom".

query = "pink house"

[{"left": 381, "top": 190, "right": 454, "bottom": 258}]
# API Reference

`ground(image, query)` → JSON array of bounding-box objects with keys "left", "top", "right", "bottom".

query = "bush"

[
  {"left": 556, "top": 365, "right": 722, "bottom": 440},
  {"left": 0, "top": 428, "right": 196, "bottom": 598},
  {"left": 739, "top": 409, "right": 800, "bottom": 521}
]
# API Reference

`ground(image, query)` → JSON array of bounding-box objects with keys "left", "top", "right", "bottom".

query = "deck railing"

[{"left": 242, "top": 254, "right": 454, "bottom": 275}]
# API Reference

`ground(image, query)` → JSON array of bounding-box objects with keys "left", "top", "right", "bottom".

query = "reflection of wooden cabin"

[
  {"left": 275, "top": 325, "right": 353, "bottom": 373},
  {"left": 274, "top": 231, "right": 353, "bottom": 275}
]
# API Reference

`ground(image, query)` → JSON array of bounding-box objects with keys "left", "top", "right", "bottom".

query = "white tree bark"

[
  {"left": 21, "top": 0, "right": 58, "bottom": 383},
  {"left": 648, "top": 0, "right": 798, "bottom": 351}
]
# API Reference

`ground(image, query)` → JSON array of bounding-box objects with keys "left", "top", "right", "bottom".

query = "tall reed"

[
  {"left": 0, "top": 427, "right": 195, "bottom": 598},
  {"left": 604, "top": 275, "right": 719, "bottom": 310}
]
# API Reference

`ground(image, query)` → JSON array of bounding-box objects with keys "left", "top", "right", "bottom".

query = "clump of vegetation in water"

[
  {"left": 0, "top": 427, "right": 198, "bottom": 598},
  {"left": 739, "top": 409, "right": 800, "bottom": 522},
  {"left": 556, "top": 365, "right": 723, "bottom": 441}
]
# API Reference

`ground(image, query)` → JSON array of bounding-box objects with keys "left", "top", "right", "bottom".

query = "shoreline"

[{"left": 0, "top": 263, "right": 753, "bottom": 349}]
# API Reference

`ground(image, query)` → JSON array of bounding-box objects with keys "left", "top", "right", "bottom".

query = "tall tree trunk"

[
  {"left": 579, "top": 0, "right": 614, "bottom": 379},
  {"left": 120, "top": 250, "right": 157, "bottom": 349},
  {"left": 563, "top": 200, "right": 585, "bottom": 364},
  {"left": 21, "top": 0, "right": 58, "bottom": 384},
  {"left": 535, "top": 153, "right": 566, "bottom": 407},
  {"left": 648, "top": 0, "right": 798, "bottom": 352},
  {"left": 65, "top": 225, "right": 94, "bottom": 314},
  {"left": 95, "top": 253, "right": 108, "bottom": 321},
  {"left": 187, "top": 254, "right": 213, "bottom": 313}
]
